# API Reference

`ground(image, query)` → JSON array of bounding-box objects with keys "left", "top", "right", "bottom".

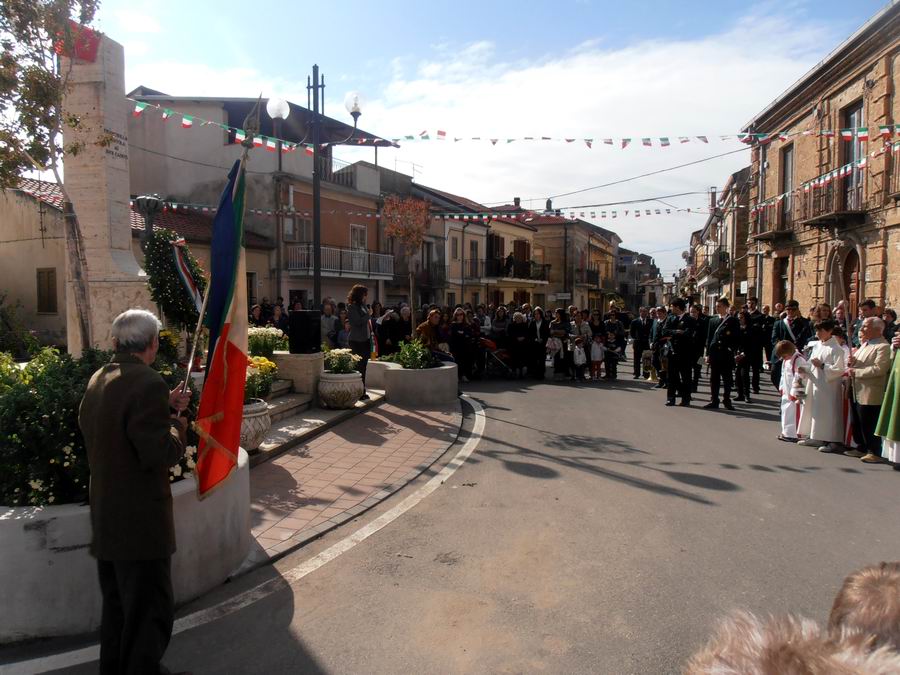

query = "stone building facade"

[{"left": 743, "top": 3, "right": 900, "bottom": 315}]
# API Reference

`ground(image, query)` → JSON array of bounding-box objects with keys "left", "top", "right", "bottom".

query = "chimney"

[
  {"left": 709, "top": 187, "right": 717, "bottom": 211},
  {"left": 514, "top": 197, "right": 521, "bottom": 208},
  {"left": 545, "top": 198, "right": 553, "bottom": 213}
]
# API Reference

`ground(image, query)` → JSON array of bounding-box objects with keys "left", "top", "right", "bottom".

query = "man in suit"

[
  {"left": 760, "top": 304, "right": 777, "bottom": 365},
  {"left": 650, "top": 306, "right": 669, "bottom": 388},
  {"left": 630, "top": 307, "right": 653, "bottom": 379},
  {"left": 847, "top": 317, "right": 892, "bottom": 463},
  {"left": 770, "top": 299, "right": 813, "bottom": 388},
  {"left": 662, "top": 298, "right": 697, "bottom": 406},
  {"left": 79, "top": 309, "right": 191, "bottom": 675},
  {"left": 851, "top": 299, "right": 878, "bottom": 348},
  {"left": 704, "top": 297, "right": 740, "bottom": 410}
]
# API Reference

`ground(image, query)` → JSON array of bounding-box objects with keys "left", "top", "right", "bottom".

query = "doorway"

[{"left": 842, "top": 248, "right": 860, "bottom": 318}]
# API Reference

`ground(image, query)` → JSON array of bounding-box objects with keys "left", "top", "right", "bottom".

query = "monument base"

[
  {"left": 272, "top": 351, "right": 323, "bottom": 403},
  {"left": 66, "top": 277, "right": 153, "bottom": 355}
]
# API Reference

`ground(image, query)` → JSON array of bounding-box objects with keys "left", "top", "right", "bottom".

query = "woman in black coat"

[
  {"left": 506, "top": 311, "right": 530, "bottom": 377},
  {"left": 448, "top": 307, "right": 473, "bottom": 382},
  {"left": 527, "top": 307, "right": 551, "bottom": 379}
]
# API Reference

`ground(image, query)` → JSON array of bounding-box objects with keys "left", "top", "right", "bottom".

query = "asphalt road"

[{"left": 14, "top": 373, "right": 900, "bottom": 674}]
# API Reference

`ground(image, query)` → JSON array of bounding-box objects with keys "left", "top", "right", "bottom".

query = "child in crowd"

[
  {"left": 572, "top": 336, "right": 587, "bottom": 382},
  {"left": 604, "top": 331, "right": 622, "bottom": 380},
  {"left": 775, "top": 340, "right": 807, "bottom": 443},
  {"left": 590, "top": 333, "right": 606, "bottom": 381}
]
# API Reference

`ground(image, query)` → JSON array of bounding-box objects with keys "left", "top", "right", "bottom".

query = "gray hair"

[
  {"left": 111, "top": 309, "right": 162, "bottom": 353},
  {"left": 865, "top": 316, "right": 886, "bottom": 332},
  {"left": 513, "top": 311, "right": 525, "bottom": 322}
]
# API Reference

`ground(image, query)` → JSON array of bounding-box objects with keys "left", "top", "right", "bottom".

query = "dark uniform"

[
  {"left": 706, "top": 313, "right": 740, "bottom": 407},
  {"left": 760, "top": 312, "right": 776, "bottom": 363},
  {"left": 692, "top": 312, "right": 710, "bottom": 392},
  {"left": 747, "top": 309, "right": 766, "bottom": 393},
  {"left": 662, "top": 311, "right": 697, "bottom": 404},
  {"left": 629, "top": 315, "right": 653, "bottom": 378},
  {"left": 650, "top": 316, "right": 668, "bottom": 387}
]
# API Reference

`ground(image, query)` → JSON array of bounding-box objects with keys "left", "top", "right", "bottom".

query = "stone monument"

[{"left": 61, "top": 35, "right": 152, "bottom": 354}]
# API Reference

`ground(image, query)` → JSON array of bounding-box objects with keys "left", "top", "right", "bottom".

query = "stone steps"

[
  {"left": 266, "top": 378, "right": 293, "bottom": 399},
  {"left": 267, "top": 392, "right": 313, "bottom": 423}
]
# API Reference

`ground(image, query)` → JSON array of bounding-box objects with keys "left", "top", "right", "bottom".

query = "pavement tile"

[{"left": 248, "top": 401, "right": 461, "bottom": 561}]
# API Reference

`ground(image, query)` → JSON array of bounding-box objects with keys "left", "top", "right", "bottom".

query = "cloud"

[
  {"left": 111, "top": 6, "right": 842, "bottom": 275},
  {"left": 330, "top": 9, "right": 839, "bottom": 275}
]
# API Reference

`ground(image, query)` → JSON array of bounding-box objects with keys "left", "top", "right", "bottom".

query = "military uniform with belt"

[
  {"left": 705, "top": 311, "right": 740, "bottom": 409},
  {"left": 662, "top": 307, "right": 697, "bottom": 406}
]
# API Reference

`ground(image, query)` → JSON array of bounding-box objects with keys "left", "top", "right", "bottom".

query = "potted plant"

[
  {"left": 248, "top": 326, "right": 288, "bottom": 359},
  {"left": 241, "top": 356, "right": 277, "bottom": 452},
  {"left": 319, "top": 347, "right": 364, "bottom": 409}
]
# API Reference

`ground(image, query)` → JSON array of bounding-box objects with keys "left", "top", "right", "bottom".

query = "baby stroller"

[{"left": 480, "top": 337, "right": 516, "bottom": 378}]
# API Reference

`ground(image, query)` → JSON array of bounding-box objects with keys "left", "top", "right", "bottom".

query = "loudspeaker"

[{"left": 289, "top": 310, "right": 321, "bottom": 354}]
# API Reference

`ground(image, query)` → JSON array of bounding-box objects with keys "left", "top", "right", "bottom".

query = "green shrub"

[
  {"left": 145, "top": 229, "right": 207, "bottom": 330},
  {"left": 0, "top": 348, "right": 200, "bottom": 507},
  {"left": 0, "top": 292, "right": 39, "bottom": 360},
  {"left": 382, "top": 339, "right": 435, "bottom": 369}
]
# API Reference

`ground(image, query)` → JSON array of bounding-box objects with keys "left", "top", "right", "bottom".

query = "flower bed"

[{"left": 248, "top": 326, "right": 288, "bottom": 359}]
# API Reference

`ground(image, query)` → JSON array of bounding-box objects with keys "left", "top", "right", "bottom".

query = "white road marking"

[{"left": 3, "top": 397, "right": 485, "bottom": 675}]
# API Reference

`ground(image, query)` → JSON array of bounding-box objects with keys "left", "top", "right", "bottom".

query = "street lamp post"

[
  {"left": 266, "top": 97, "right": 290, "bottom": 303},
  {"left": 307, "top": 65, "right": 362, "bottom": 309},
  {"left": 134, "top": 194, "right": 163, "bottom": 253}
]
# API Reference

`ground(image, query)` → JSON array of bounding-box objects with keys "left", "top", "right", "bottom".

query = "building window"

[
  {"left": 533, "top": 293, "right": 546, "bottom": 308},
  {"left": 350, "top": 224, "right": 367, "bottom": 250},
  {"left": 775, "top": 257, "right": 789, "bottom": 305},
  {"left": 780, "top": 144, "right": 793, "bottom": 222},
  {"left": 247, "top": 272, "right": 258, "bottom": 306},
  {"left": 36, "top": 268, "right": 57, "bottom": 314},
  {"left": 842, "top": 100, "right": 864, "bottom": 210},
  {"left": 472, "top": 292, "right": 480, "bottom": 307},
  {"left": 447, "top": 292, "right": 456, "bottom": 307},
  {"left": 451, "top": 236, "right": 459, "bottom": 260},
  {"left": 758, "top": 143, "right": 767, "bottom": 201},
  {"left": 284, "top": 217, "right": 311, "bottom": 242}
]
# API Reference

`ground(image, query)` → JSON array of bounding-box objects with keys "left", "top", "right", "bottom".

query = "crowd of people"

[{"left": 251, "top": 288, "right": 900, "bottom": 472}]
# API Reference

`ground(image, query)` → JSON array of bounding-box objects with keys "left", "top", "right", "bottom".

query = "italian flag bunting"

[
  {"left": 266, "top": 138, "right": 277, "bottom": 152},
  {"left": 235, "top": 130, "right": 246, "bottom": 143},
  {"left": 621, "top": 138, "right": 631, "bottom": 149},
  {"left": 840, "top": 129, "right": 854, "bottom": 140},
  {"left": 182, "top": 115, "right": 194, "bottom": 129},
  {"left": 641, "top": 138, "right": 651, "bottom": 147},
  {"left": 660, "top": 137, "right": 670, "bottom": 147},
  {"left": 162, "top": 108, "right": 173, "bottom": 120},
  {"left": 696, "top": 136, "right": 708, "bottom": 143},
  {"left": 857, "top": 127, "right": 869, "bottom": 141},
  {"left": 133, "top": 101, "right": 148, "bottom": 117}
]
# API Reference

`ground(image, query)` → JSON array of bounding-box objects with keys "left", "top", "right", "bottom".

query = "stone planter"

[
  {"left": 383, "top": 362, "right": 458, "bottom": 407},
  {"left": 318, "top": 371, "right": 364, "bottom": 409},
  {"left": 240, "top": 398, "right": 271, "bottom": 452},
  {"left": 0, "top": 449, "right": 251, "bottom": 643}
]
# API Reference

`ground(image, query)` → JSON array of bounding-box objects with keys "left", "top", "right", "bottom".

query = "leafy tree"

[
  {"left": 382, "top": 195, "right": 431, "bottom": 308},
  {"left": 1, "top": 1, "right": 102, "bottom": 351}
]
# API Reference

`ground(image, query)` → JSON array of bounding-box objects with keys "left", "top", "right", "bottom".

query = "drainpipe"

[{"left": 461, "top": 221, "right": 467, "bottom": 305}]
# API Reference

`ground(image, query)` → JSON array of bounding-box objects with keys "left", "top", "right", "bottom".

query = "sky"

[{"left": 92, "top": 0, "right": 889, "bottom": 277}]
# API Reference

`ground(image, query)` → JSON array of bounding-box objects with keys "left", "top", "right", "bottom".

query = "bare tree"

[{"left": 382, "top": 195, "right": 431, "bottom": 307}]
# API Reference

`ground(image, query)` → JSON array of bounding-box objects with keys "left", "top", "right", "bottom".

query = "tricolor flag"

[
  {"left": 840, "top": 129, "right": 854, "bottom": 140},
  {"left": 696, "top": 136, "right": 708, "bottom": 143},
  {"left": 181, "top": 115, "right": 194, "bottom": 129},
  {"left": 266, "top": 138, "right": 277, "bottom": 152},
  {"left": 585, "top": 139, "right": 593, "bottom": 148},
  {"left": 420, "top": 130, "right": 430, "bottom": 140},
  {"left": 603, "top": 138, "right": 613, "bottom": 145},
  {"left": 857, "top": 127, "right": 869, "bottom": 141},
  {"left": 162, "top": 108, "right": 173, "bottom": 120},
  {"left": 641, "top": 138, "right": 652, "bottom": 147},
  {"left": 194, "top": 160, "right": 249, "bottom": 498},
  {"left": 171, "top": 239, "right": 204, "bottom": 313},
  {"left": 621, "top": 138, "right": 631, "bottom": 149},
  {"left": 660, "top": 137, "right": 670, "bottom": 147},
  {"left": 437, "top": 130, "right": 446, "bottom": 140},
  {"left": 235, "top": 130, "right": 246, "bottom": 143},
  {"left": 133, "top": 101, "right": 148, "bottom": 117},
  {"left": 880, "top": 125, "right": 892, "bottom": 139},
  {"left": 253, "top": 135, "right": 265, "bottom": 148},
  {"left": 678, "top": 137, "right": 690, "bottom": 144}
]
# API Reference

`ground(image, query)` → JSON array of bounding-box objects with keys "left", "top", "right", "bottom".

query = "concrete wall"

[
  {"left": 0, "top": 449, "right": 250, "bottom": 643},
  {"left": 0, "top": 191, "right": 68, "bottom": 345}
]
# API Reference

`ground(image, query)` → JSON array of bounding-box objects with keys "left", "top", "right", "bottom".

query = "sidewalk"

[{"left": 245, "top": 402, "right": 462, "bottom": 565}]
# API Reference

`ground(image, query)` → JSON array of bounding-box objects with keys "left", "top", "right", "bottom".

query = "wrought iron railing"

[
  {"left": 480, "top": 258, "right": 550, "bottom": 281},
  {"left": 285, "top": 243, "right": 393, "bottom": 277}
]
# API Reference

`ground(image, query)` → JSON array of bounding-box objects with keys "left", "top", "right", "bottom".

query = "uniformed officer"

[
  {"left": 704, "top": 297, "right": 740, "bottom": 410},
  {"left": 661, "top": 298, "right": 697, "bottom": 406}
]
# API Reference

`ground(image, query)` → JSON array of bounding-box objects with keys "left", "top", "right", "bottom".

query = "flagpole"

[{"left": 180, "top": 282, "right": 212, "bottom": 397}]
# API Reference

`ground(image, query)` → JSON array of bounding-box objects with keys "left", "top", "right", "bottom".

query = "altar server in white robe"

[
  {"left": 797, "top": 319, "right": 846, "bottom": 451},
  {"left": 775, "top": 340, "right": 807, "bottom": 442}
]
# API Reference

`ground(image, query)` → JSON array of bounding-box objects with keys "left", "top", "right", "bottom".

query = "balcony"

[
  {"left": 796, "top": 170, "right": 867, "bottom": 227},
  {"left": 396, "top": 265, "right": 447, "bottom": 287},
  {"left": 751, "top": 201, "right": 793, "bottom": 243},
  {"left": 320, "top": 156, "right": 356, "bottom": 190},
  {"left": 574, "top": 267, "right": 600, "bottom": 287},
  {"left": 480, "top": 258, "right": 550, "bottom": 282},
  {"left": 285, "top": 243, "right": 393, "bottom": 279}
]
